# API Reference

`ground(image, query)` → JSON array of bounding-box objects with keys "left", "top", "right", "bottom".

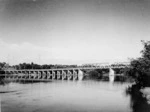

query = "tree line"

[
  {"left": 128, "top": 40, "right": 150, "bottom": 87},
  {"left": 0, "top": 62, "right": 77, "bottom": 70}
]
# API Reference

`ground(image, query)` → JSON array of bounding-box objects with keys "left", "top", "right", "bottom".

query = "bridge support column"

[
  {"left": 34, "top": 71, "right": 38, "bottom": 79},
  {"left": 73, "top": 70, "right": 78, "bottom": 80},
  {"left": 109, "top": 68, "right": 115, "bottom": 82},
  {"left": 29, "top": 71, "right": 32, "bottom": 79},
  {"left": 46, "top": 71, "right": 49, "bottom": 79},
  {"left": 47, "top": 71, "right": 51, "bottom": 79},
  {"left": 38, "top": 71, "right": 42, "bottom": 79},
  {"left": 42, "top": 71, "right": 46, "bottom": 79},
  {"left": 57, "top": 71, "right": 61, "bottom": 80},
  {"left": 67, "top": 70, "right": 72, "bottom": 80},
  {"left": 33, "top": 71, "right": 36, "bottom": 79},
  {"left": 62, "top": 71, "right": 67, "bottom": 80},
  {"left": 52, "top": 71, "right": 56, "bottom": 80},
  {"left": 25, "top": 71, "right": 29, "bottom": 79},
  {"left": 78, "top": 70, "right": 84, "bottom": 81}
]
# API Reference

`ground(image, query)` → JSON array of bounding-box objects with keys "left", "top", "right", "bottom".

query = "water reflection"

[
  {"left": 126, "top": 84, "right": 150, "bottom": 112},
  {"left": 1, "top": 81, "right": 131, "bottom": 112}
]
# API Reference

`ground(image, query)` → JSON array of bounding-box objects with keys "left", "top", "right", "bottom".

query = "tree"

[
  {"left": 129, "top": 41, "right": 150, "bottom": 87},
  {"left": 0, "top": 62, "right": 7, "bottom": 70}
]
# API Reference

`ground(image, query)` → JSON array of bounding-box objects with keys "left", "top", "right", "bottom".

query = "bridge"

[{"left": 0, "top": 62, "right": 129, "bottom": 82}]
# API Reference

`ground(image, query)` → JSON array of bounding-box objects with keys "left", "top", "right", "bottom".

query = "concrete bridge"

[{"left": 0, "top": 63, "right": 129, "bottom": 82}]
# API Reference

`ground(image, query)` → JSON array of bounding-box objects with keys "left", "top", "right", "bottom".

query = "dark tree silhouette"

[{"left": 129, "top": 41, "right": 150, "bottom": 87}]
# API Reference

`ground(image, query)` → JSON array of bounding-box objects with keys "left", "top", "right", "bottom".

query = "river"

[{"left": 0, "top": 80, "right": 136, "bottom": 112}]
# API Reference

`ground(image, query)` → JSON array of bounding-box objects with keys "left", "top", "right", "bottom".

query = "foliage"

[
  {"left": 129, "top": 41, "right": 150, "bottom": 87},
  {"left": 0, "top": 62, "right": 7, "bottom": 70},
  {"left": 11, "top": 62, "right": 77, "bottom": 70}
]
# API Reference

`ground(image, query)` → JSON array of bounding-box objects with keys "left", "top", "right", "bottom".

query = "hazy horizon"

[{"left": 0, "top": 0, "right": 150, "bottom": 65}]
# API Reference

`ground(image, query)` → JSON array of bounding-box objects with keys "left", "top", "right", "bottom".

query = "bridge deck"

[{"left": 3, "top": 66, "right": 129, "bottom": 72}]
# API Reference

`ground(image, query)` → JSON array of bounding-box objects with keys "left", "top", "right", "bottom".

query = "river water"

[{"left": 0, "top": 80, "right": 132, "bottom": 112}]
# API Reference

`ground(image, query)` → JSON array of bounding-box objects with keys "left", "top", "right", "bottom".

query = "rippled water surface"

[{"left": 0, "top": 81, "right": 131, "bottom": 112}]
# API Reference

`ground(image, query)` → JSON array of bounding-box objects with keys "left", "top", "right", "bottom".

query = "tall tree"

[{"left": 130, "top": 41, "right": 150, "bottom": 87}]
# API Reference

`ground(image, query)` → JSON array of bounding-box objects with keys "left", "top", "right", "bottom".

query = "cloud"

[
  {"left": 0, "top": 37, "right": 138, "bottom": 65},
  {"left": 0, "top": 38, "right": 95, "bottom": 65},
  {"left": 0, "top": 38, "right": 53, "bottom": 65}
]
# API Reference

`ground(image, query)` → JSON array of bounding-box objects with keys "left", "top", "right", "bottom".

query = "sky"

[{"left": 0, "top": 0, "right": 150, "bottom": 65}]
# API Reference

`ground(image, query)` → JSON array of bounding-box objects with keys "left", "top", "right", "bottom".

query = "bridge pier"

[
  {"left": 24, "top": 71, "right": 28, "bottom": 79},
  {"left": 57, "top": 71, "right": 61, "bottom": 80},
  {"left": 42, "top": 71, "right": 46, "bottom": 79},
  {"left": 34, "top": 71, "right": 38, "bottom": 79},
  {"left": 73, "top": 70, "right": 78, "bottom": 80},
  {"left": 67, "top": 70, "right": 73, "bottom": 80},
  {"left": 46, "top": 71, "right": 49, "bottom": 79},
  {"left": 50, "top": 71, "right": 53, "bottom": 79},
  {"left": 109, "top": 68, "right": 115, "bottom": 82},
  {"left": 29, "top": 71, "right": 32, "bottom": 79},
  {"left": 38, "top": 71, "right": 42, "bottom": 79},
  {"left": 78, "top": 70, "right": 84, "bottom": 80},
  {"left": 52, "top": 71, "right": 56, "bottom": 80},
  {"left": 62, "top": 71, "right": 67, "bottom": 80},
  {"left": 47, "top": 71, "right": 51, "bottom": 79}
]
